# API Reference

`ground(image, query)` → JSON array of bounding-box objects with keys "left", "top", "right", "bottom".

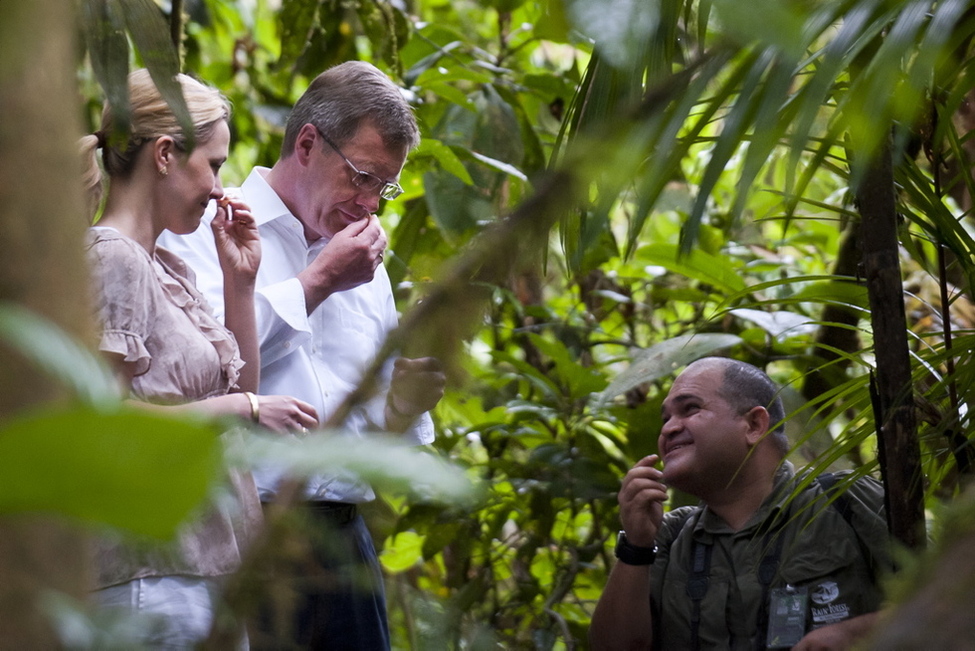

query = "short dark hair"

[
  {"left": 703, "top": 358, "right": 789, "bottom": 457},
  {"left": 282, "top": 61, "right": 420, "bottom": 157}
]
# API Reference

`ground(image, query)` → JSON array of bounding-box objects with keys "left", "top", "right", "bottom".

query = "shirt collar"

[
  {"left": 242, "top": 167, "right": 296, "bottom": 228},
  {"left": 695, "top": 461, "right": 796, "bottom": 536},
  {"left": 242, "top": 167, "right": 332, "bottom": 248}
]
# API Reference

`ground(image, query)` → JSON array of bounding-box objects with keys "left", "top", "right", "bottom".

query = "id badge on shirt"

[{"left": 766, "top": 585, "right": 808, "bottom": 649}]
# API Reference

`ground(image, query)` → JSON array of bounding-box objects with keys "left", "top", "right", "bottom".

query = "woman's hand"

[
  {"left": 212, "top": 197, "right": 260, "bottom": 282},
  {"left": 257, "top": 395, "right": 319, "bottom": 435}
]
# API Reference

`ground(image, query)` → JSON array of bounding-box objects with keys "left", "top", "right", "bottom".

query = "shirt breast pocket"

[
  {"left": 318, "top": 308, "right": 384, "bottom": 382},
  {"left": 779, "top": 533, "right": 872, "bottom": 629}
]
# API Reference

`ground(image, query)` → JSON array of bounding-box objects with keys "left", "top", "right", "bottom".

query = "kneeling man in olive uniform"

[{"left": 590, "top": 357, "right": 891, "bottom": 650}]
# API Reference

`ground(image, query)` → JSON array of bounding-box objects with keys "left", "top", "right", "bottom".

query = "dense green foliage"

[{"left": 49, "top": 0, "right": 975, "bottom": 647}]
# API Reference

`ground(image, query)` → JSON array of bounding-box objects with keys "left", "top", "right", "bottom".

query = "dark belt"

[{"left": 300, "top": 501, "right": 358, "bottom": 526}]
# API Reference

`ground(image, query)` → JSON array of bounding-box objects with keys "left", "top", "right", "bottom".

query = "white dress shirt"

[{"left": 159, "top": 168, "right": 434, "bottom": 503}]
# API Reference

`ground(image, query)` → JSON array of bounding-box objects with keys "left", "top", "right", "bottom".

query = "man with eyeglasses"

[{"left": 160, "top": 61, "right": 444, "bottom": 649}]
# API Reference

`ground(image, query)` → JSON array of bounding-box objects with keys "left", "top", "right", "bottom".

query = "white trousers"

[{"left": 95, "top": 576, "right": 247, "bottom": 650}]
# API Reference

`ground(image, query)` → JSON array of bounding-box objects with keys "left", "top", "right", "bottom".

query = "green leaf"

[
  {"left": 791, "top": 281, "right": 869, "bottom": 310},
  {"left": 278, "top": 0, "right": 319, "bottom": 65},
  {"left": 0, "top": 302, "right": 117, "bottom": 406},
  {"left": 729, "top": 308, "right": 816, "bottom": 340},
  {"left": 81, "top": 0, "right": 131, "bottom": 135},
  {"left": 356, "top": 0, "right": 412, "bottom": 70},
  {"left": 403, "top": 40, "right": 464, "bottom": 86},
  {"left": 413, "top": 139, "right": 474, "bottom": 184},
  {"left": 712, "top": 0, "right": 809, "bottom": 59},
  {"left": 420, "top": 521, "right": 464, "bottom": 559},
  {"left": 526, "top": 333, "right": 608, "bottom": 400},
  {"left": 0, "top": 407, "right": 220, "bottom": 539},
  {"left": 422, "top": 80, "right": 477, "bottom": 109},
  {"left": 120, "top": 0, "right": 195, "bottom": 148},
  {"left": 470, "top": 85, "right": 525, "bottom": 171},
  {"left": 534, "top": 0, "right": 573, "bottom": 42},
  {"left": 565, "top": 0, "right": 659, "bottom": 69},
  {"left": 490, "top": 351, "right": 563, "bottom": 400},
  {"left": 592, "top": 334, "right": 743, "bottom": 408},
  {"left": 380, "top": 530, "right": 424, "bottom": 572},
  {"left": 423, "top": 169, "right": 490, "bottom": 234},
  {"left": 637, "top": 243, "right": 747, "bottom": 294}
]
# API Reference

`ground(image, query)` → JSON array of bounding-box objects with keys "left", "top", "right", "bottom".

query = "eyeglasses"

[{"left": 316, "top": 128, "right": 404, "bottom": 201}]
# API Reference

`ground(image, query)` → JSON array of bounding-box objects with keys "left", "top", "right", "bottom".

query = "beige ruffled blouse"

[{"left": 87, "top": 227, "right": 262, "bottom": 588}]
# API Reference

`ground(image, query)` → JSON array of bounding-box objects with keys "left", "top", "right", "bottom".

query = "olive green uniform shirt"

[{"left": 650, "top": 462, "right": 890, "bottom": 650}]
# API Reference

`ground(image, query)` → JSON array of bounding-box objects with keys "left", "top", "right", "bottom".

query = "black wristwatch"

[{"left": 615, "top": 531, "right": 657, "bottom": 565}]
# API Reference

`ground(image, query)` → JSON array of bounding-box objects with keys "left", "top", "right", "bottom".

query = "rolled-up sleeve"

[{"left": 255, "top": 278, "right": 312, "bottom": 367}]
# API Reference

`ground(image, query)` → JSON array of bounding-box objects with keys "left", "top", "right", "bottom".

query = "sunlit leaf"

[
  {"left": 380, "top": 530, "right": 424, "bottom": 572},
  {"left": 683, "top": 47, "right": 768, "bottom": 252},
  {"left": 730, "top": 308, "right": 816, "bottom": 340},
  {"left": 469, "top": 151, "right": 528, "bottom": 182}
]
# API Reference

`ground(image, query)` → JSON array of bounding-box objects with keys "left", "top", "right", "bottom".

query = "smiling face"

[
  {"left": 658, "top": 362, "right": 755, "bottom": 497},
  {"left": 160, "top": 119, "right": 230, "bottom": 235},
  {"left": 297, "top": 122, "right": 407, "bottom": 241}
]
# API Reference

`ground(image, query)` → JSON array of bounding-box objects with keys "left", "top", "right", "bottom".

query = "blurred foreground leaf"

[
  {"left": 0, "top": 407, "right": 221, "bottom": 539},
  {"left": 43, "top": 591, "right": 166, "bottom": 650},
  {"left": 0, "top": 302, "right": 117, "bottom": 406},
  {"left": 80, "top": 0, "right": 192, "bottom": 144},
  {"left": 228, "top": 431, "right": 481, "bottom": 506}
]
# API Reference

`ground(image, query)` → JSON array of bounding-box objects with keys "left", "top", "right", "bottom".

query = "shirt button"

[{"left": 283, "top": 341, "right": 291, "bottom": 349}]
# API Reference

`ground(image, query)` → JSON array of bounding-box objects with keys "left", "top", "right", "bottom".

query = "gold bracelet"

[{"left": 244, "top": 392, "right": 260, "bottom": 423}]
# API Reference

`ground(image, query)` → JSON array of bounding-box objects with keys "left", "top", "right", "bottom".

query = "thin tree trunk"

[
  {"left": 802, "top": 223, "right": 862, "bottom": 403},
  {"left": 0, "top": 0, "right": 92, "bottom": 646},
  {"left": 856, "top": 134, "right": 926, "bottom": 551}
]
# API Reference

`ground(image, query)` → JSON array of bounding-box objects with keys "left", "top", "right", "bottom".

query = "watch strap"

[{"left": 615, "top": 531, "right": 657, "bottom": 565}]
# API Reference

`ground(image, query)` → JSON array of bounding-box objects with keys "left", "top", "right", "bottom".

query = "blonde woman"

[{"left": 81, "top": 69, "right": 318, "bottom": 647}]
